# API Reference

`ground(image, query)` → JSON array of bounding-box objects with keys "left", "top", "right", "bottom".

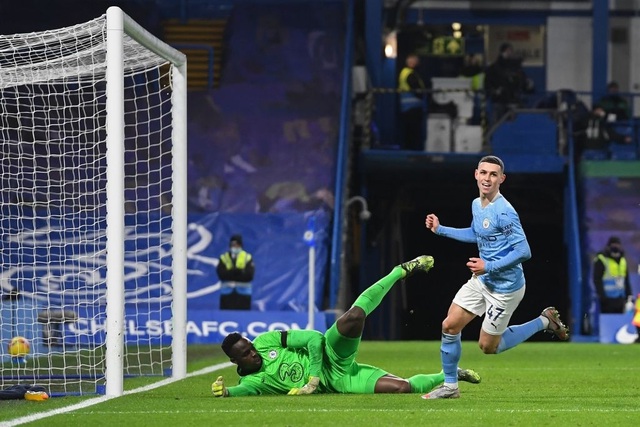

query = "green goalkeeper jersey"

[{"left": 226, "top": 330, "right": 327, "bottom": 397}]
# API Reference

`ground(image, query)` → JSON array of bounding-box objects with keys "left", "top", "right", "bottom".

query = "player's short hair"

[
  {"left": 221, "top": 332, "right": 243, "bottom": 356},
  {"left": 478, "top": 155, "right": 505, "bottom": 173}
]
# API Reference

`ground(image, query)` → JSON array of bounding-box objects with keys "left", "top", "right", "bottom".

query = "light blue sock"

[
  {"left": 441, "top": 332, "right": 461, "bottom": 385},
  {"left": 496, "top": 318, "right": 544, "bottom": 353}
]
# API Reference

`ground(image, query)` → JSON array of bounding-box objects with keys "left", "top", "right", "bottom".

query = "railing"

[
  {"left": 564, "top": 117, "right": 589, "bottom": 339},
  {"left": 364, "top": 86, "right": 487, "bottom": 149},
  {"left": 540, "top": 89, "right": 640, "bottom": 160},
  {"left": 360, "top": 87, "right": 640, "bottom": 160}
]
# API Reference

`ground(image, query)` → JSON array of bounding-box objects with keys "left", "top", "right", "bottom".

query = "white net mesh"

[{"left": 0, "top": 13, "right": 177, "bottom": 395}]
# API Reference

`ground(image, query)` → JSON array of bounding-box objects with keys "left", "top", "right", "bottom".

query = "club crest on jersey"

[
  {"left": 482, "top": 218, "right": 490, "bottom": 229},
  {"left": 269, "top": 350, "right": 278, "bottom": 359}
]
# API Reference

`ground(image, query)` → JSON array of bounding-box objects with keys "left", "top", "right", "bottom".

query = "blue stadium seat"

[
  {"left": 491, "top": 113, "right": 558, "bottom": 156},
  {"left": 609, "top": 143, "right": 638, "bottom": 160},
  {"left": 582, "top": 149, "right": 609, "bottom": 161}
]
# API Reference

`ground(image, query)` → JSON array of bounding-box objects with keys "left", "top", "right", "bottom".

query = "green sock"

[
  {"left": 352, "top": 267, "right": 404, "bottom": 316},
  {"left": 408, "top": 372, "right": 445, "bottom": 393}
]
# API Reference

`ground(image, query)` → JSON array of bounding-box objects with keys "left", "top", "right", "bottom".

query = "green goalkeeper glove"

[
  {"left": 211, "top": 375, "right": 228, "bottom": 397},
  {"left": 287, "top": 376, "right": 320, "bottom": 395}
]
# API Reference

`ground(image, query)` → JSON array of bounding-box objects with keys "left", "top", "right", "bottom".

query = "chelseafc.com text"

[{"left": 67, "top": 319, "right": 306, "bottom": 340}]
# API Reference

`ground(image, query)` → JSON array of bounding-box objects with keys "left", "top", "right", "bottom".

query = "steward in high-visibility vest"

[
  {"left": 459, "top": 53, "right": 485, "bottom": 92},
  {"left": 398, "top": 53, "right": 427, "bottom": 151},
  {"left": 398, "top": 54, "right": 426, "bottom": 113},
  {"left": 596, "top": 253, "right": 627, "bottom": 298},
  {"left": 592, "top": 236, "right": 631, "bottom": 313},
  {"left": 216, "top": 234, "right": 255, "bottom": 310}
]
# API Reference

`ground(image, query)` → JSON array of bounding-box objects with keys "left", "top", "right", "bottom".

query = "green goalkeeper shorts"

[{"left": 321, "top": 323, "right": 387, "bottom": 394}]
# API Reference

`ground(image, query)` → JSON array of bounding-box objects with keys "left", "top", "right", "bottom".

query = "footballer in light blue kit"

[{"left": 422, "top": 155, "right": 569, "bottom": 400}]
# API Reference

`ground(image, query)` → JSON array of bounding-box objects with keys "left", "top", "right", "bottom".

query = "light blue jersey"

[{"left": 436, "top": 193, "right": 531, "bottom": 293}]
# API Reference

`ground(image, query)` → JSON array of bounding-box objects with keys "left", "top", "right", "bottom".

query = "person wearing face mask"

[
  {"left": 593, "top": 236, "right": 632, "bottom": 314},
  {"left": 217, "top": 234, "right": 255, "bottom": 310}
]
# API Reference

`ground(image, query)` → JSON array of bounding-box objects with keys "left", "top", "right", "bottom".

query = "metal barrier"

[
  {"left": 365, "top": 86, "right": 487, "bottom": 150},
  {"left": 361, "top": 87, "right": 640, "bottom": 159}
]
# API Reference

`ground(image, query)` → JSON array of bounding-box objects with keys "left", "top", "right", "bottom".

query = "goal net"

[{"left": 0, "top": 7, "right": 187, "bottom": 397}]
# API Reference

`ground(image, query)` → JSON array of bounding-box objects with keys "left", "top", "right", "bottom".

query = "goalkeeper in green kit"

[{"left": 212, "top": 255, "right": 481, "bottom": 397}]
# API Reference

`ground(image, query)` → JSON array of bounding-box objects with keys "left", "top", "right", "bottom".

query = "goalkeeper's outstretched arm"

[{"left": 211, "top": 376, "right": 260, "bottom": 397}]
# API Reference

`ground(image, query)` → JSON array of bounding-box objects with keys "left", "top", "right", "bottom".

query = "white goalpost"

[{"left": 0, "top": 7, "right": 187, "bottom": 397}]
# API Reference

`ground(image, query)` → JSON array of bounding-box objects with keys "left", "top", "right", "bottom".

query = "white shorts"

[{"left": 452, "top": 275, "right": 526, "bottom": 336}]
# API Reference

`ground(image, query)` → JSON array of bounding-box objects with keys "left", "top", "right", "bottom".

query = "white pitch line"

[
  {"left": 0, "top": 361, "right": 233, "bottom": 427},
  {"left": 29, "top": 407, "right": 640, "bottom": 416}
]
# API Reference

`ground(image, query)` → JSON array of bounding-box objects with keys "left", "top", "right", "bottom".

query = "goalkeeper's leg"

[
  {"left": 326, "top": 256, "right": 434, "bottom": 361},
  {"left": 407, "top": 373, "right": 444, "bottom": 393},
  {"left": 372, "top": 368, "right": 481, "bottom": 393},
  {"left": 370, "top": 373, "right": 442, "bottom": 394},
  {"left": 338, "top": 255, "right": 434, "bottom": 338}
]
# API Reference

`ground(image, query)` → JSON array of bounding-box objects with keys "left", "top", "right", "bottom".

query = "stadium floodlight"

[{"left": 0, "top": 6, "right": 187, "bottom": 398}]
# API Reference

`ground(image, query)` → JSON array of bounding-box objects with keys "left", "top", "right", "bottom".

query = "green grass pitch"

[{"left": 2, "top": 341, "right": 639, "bottom": 426}]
